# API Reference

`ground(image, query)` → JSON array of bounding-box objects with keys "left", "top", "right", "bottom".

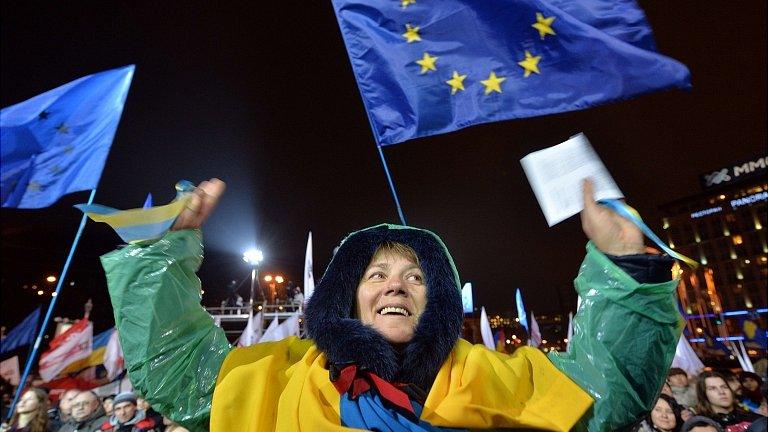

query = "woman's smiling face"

[{"left": 356, "top": 246, "right": 427, "bottom": 344}]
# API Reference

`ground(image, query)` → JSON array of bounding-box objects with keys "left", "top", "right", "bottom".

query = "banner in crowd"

[
  {"left": 331, "top": 0, "right": 690, "bottom": 145},
  {"left": 103, "top": 329, "right": 124, "bottom": 380},
  {"left": 237, "top": 311, "right": 264, "bottom": 347},
  {"left": 304, "top": 232, "right": 315, "bottom": 303},
  {"left": 529, "top": 312, "right": 542, "bottom": 348},
  {"left": 39, "top": 318, "right": 93, "bottom": 381},
  {"left": 0, "top": 356, "right": 20, "bottom": 385},
  {"left": 58, "top": 327, "right": 113, "bottom": 376},
  {"left": 259, "top": 313, "right": 300, "bottom": 343},
  {"left": 671, "top": 335, "right": 704, "bottom": 377},
  {"left": 0, "top": 306, "right": 40, "bottom": 355},
  {"left": 1, "top": 65, "right": 135, "bottom": 208},
  {"left": 516, "top": 289, "right": 529, "bottom": 333},
  {"left": 480, "top": 307, "right": 494, "bottom": 350}
]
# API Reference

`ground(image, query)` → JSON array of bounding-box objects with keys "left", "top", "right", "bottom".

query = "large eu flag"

[
  {"left": 1, "top": 65, "right": 135, "bottom": 208},
  {"left": 332, "top": 1, "right": 691, "bottom": 146}
]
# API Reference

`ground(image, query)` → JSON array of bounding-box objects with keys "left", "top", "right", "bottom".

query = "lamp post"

[{"left": 242, "top": 248, "right": 264, "bottom": 308}]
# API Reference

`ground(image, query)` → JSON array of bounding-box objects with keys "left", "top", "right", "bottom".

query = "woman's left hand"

[
  {"left": 172, "top": 178, "right": 226, "bottom": 231},
  {"left": 580, "top": 179, "right": 646, "bottom": 256}
]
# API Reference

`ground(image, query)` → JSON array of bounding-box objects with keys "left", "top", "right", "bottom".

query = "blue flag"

[
  {"left": 332, "top": 1, "right": 690, "bottom": 146},
  {"left": 515, "top": 288, "right": 529, "bottom": 333},
  {"left": 0, "top": 307, "right": 41, "bottom": 355},
  {"left": 741, "top": 315, "right": 767, "bottom": 349},
  {"left": 1, "top": 65, "right": 135, "bottom": 208}
]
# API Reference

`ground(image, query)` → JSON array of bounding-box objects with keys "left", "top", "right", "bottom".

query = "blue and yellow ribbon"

[
  {"left": 76, "top": 180, "right": 196, "bottom": 244},
  {"left": 599, "top": 199, "right": 699, "bottom": 269}
]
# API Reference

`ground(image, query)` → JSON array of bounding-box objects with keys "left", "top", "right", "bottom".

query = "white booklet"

[{"left": 520, "top": 133, "right": 624, "bottom": 226}]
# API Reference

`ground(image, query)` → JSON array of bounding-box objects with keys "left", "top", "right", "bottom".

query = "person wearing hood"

[
  {"left": 99, "top": 392, "right": 162, "bottom": 432},
  {"left": 99, "top": 178, "right": 683, "bottom": 431},
  {"left": 57, "top": 391, "right": 107, "bottom": 432}
]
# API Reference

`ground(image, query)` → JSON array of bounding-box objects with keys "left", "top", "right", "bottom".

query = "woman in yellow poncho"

[{"left": 100, "top": 179, "right": 682, "bottom": 431}]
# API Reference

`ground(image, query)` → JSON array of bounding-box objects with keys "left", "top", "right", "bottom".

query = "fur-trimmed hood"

[{"left": 305, "top": 224, "right": 463, "bottom": 391}]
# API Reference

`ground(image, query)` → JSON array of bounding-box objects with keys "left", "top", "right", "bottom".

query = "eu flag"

[
  {"left": 332, "top": 1, "right": 690, "bottom": 146},
  {"left": 0, "top": 306, "right": 41, "bottom": 355},
  {"left": 1, "top": 65, "right": 135, "bottom": 208}
]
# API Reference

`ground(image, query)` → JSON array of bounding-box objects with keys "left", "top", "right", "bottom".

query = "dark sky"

[{"left": 1, "top": 1, "right": 766, "bottom": 333}]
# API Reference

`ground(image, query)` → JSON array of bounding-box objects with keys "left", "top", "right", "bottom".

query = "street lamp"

[{"left": 243, "top": 248, "right": 264, "bottom": 308}]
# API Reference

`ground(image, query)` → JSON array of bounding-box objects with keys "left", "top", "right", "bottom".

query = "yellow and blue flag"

[
  {"left": 331, "top": 1, "right": 690, "bottom": 146},
  {"left": 741, "top": 316, "right": 767, "bottom": 348},
  {"left": 58, "top": 327, "right": 114, "bottom": 375},
  {"left": 1, "top": 65, "right": 135, "bottom": 208},
  {"left": 75, "top": 180, "right": 194, "bottom": 244}
]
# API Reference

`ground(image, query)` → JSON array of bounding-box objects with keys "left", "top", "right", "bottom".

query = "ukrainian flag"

[
  {"left": 76, "top": 180, "right": 194, "bottom": 244},
  {"left": 59, "top": 328, "right": 114, "bottom": 375}
]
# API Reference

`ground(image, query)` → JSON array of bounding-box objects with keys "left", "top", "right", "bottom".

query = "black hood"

[{"left": 305, "top": 224, "right": 463, "bottom": 391}]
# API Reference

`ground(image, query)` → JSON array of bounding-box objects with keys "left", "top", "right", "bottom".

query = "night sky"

[{"left": 1, "top": 2, "right": 766, "bottom": 334}]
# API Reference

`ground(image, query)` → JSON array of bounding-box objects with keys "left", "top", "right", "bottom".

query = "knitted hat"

[
  {"left": 113, "top": 391, "right": 137, "bottom": 406},
  {"left": 681, "top": 416, "right": 724, "bottom": 432}
]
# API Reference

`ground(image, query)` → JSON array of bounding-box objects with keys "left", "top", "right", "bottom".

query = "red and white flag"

[
  {"left": 39, "top": 319, "right": 93, "bottom": 382},
  {"left": 0, "top": 356, "right": 20, "bottom": 385},
  {"left": 103, "top": 330, "right": 124, "bottom": 380}
]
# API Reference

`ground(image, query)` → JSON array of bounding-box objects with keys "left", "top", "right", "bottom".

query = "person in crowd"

[
  {"left": 669, "top": 368, "right": 699, "bottom": 409},
  {"left": 634, "top": 393, "right": 683, "bottom": 432},
  {"left": 1, "top": 388, "right": 51, "bottom": 432},
  {"left": 102, "top": 395, "right": 115, "bottom": 417},
  {"left": 292, "top": 286, "right": 304, "bottom": 305},
  {"left": 58, "top": 391, "right": 107, "bottom": 432},
  {"left": 680, "top": 416, "right": 724, "bottom": 432},
  {"left": 99, "top": 392, "right": 162, "bottom": 432},
  {"left": 99, "top": 178, "right": 683, "bottom": 431},
  {"left": 695, "top": 371, "right": 762, "bottom": 431},
  {"left": 46, "top": 389, "right": 78, "bottom": 430},
  {"left": 719, "top": 370, "right": 744, "bottom": 399},
  {"left": 739, "top": 371, "right": 767, "bottom": 413},
  {"left": 135, "top": 398, "right": 163, "bottom": 429}
]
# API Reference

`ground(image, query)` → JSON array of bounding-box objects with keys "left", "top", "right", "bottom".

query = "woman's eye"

[
  {"left": 407, "top": 274, "right": 423, "bottom": 282},
  {"left": 368, "top": 272, "right": 385, "bottom": 280}
]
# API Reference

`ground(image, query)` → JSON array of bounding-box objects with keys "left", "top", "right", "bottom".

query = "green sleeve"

[
  {"left": 100, "top": 229, "right": 230, "bottom": 432},
  {"left": 548, "top": 242, "right": 683, "bottom": 432}
]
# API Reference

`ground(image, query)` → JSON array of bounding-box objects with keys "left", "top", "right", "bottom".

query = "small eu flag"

[
  {"left": 1, "top": 65, "right": 135, "bottom": 208},
  {"left": 0, "top": 306, "right": 41, "bottom": 355},
  {"left": 331, "top": 1, "right": 691, "bottom": 146}
]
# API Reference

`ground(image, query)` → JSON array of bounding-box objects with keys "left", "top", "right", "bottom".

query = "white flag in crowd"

[
  {"left": 259, "top": 313, "right": 300, "bottom": 343},
  {"left": 257, "top": 317, "right": 281, "bottom": 343},
  {"left": 304, "top": 232, "right": 315, "bottom": 303},
  {"left": 0, "top": 356, "right": 20, "bottom": 385},
  {"left": 566, "top": 311, "right": 574, "bottom": 352},
  {"left": 39, "top": 319, "right": 93, "bottom": 381},
  {"left": 529, "top": 312, "right": 542, "bottom": 348},
  {"left": 480, "top": 307, "right": 495, "bottom": 350},
  {"left": 237, "top": 311, "right": 264, "bottom": 347},
  {"left": 104, "top": 330, "right": 125, "bottom": 380},
  {"left": 671, "top": 334, "right": 705, "bottom": 377}
]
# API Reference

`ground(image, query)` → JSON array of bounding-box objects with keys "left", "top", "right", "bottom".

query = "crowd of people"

[
  {"left": 0, "top": 386, "right": 188, "bottom": 432},
  {"left": 633, "top": 366, "right": 767, "bottom": 432}
]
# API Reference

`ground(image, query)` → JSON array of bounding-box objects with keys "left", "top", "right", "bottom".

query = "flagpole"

[
  {"left": 7, "top": 188, "right": 97, "bottom": 420},
  {"left": 376, "top": 145, "right": 408, "bottom": 226}
]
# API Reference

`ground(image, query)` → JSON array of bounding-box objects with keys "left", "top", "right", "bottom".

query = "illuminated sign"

[
  {"left": 461, "top": 282, "right": 474, "bottom": 314},
  {"left": 700, "top": 156, "right": 768, "bottom": 189},
  {"left": 731, "top": 191, "right": 768, "bottom": 209},
  {"left": 690, "top": 206, "right": 722, "bottom": 218}
]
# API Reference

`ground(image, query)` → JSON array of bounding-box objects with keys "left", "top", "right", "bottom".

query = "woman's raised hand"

[
  {"left": 172, "top": 178, "right": 226, "bottom": 231},
  {"left": 580, "top": 178, "right": 646, "bottom": 256}
]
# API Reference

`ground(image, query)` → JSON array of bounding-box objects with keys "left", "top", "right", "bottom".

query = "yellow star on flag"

[
  {"left": 55, "top": 122, "right": 70, "bottom": 134},
  {"left": 480, "top": 71, "right": 506, "bottom": 94},
  {"left": 445, "top": 71, "right": 467, "bottom": 94},
  {"left": 532, "top": 12, "right": 556, "bottom": 39},
  {"left": 403, "top": 24, "right": 421, "bottom": 43},
  {"left": 415, "top": 52, "right": 438, "bottom": 74},
  {"left": 517, "top": 51, "right": 541, "bottom": 77},
  {"left": 401, "top": 0, "right": 416, "bottom": 8}
]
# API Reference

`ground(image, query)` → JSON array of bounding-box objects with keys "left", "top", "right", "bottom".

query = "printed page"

[{"left": 520, "top": 133, "right": 624, "bottom": 226}]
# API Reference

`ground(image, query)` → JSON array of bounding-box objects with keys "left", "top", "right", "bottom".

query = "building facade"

[{"left": 659, "top": 156, "right": 767, "bottom": 355}]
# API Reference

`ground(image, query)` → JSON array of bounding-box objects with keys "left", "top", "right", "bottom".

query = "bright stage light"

[{"left": 242, "top": 248, "right": 264, "bottom": 265}]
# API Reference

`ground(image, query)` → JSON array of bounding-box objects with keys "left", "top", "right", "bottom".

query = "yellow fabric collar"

[{"left": 211, "top": 337, "right": 592, "bottom": 431}]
